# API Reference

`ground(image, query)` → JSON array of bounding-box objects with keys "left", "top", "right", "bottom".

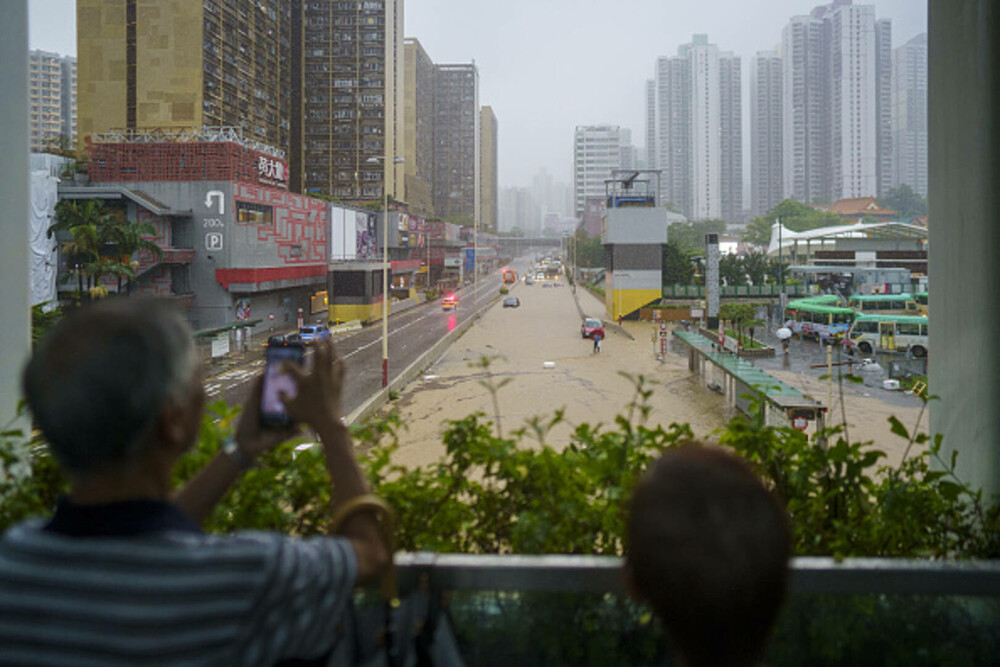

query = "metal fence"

[
  {"left": 662, "top": 284, "right": 811, "bottom": 299},
  {"left": 385, "top": 554, "right": 1000, "bottom": 666}
]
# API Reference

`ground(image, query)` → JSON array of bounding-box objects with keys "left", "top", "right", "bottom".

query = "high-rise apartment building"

[
  {"left": 432, "top": 64, "right": 479, "bottom": 223},
  {"left": 297, "top": 0, "right": 404, "bottom": 202},
  {"left": 892, "top": 33, "right": 927, "bottom": 197},
  {"left": 29, "top": 50, "right": 76, "bottom": 152},
  {"left": 750, "top": 50, "right": 783, "bottom": 217},
  {"left": 77, "top": 1, "right": 405, "bottom": 203},
  {"left": 78, "top": 1, "right": 291, "bottom": 154},
  {"left": 573, "top": 124, "right": 624, "bottom": 217},
  {"left": 652, "top": 35, "right": 741, "bottom": 221},
  {"left": 719, "top": 52, "right": 743, "bottom": 223},
  {"left": 403, "top": 38, "right": 435, "bottom": 216},
  {"left": 644, "top": 79, "right": 657, "bottom": 172},
  {"left": 782, "top": 1, "right": 892, "bottom": 203},
  {"left": 620, "top": 128, "right": 639, "bottom": 171},
  {"left": 480, "top": 106, "right": 498, "bottom": 233}
]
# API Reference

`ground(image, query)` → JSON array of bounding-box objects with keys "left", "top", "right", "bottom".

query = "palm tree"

[
  {"left": 106, "top": 214, "right": 162, "bottom": 293},
  {"left": 50, "top": 200, "right": 163, "bottom": 297}
]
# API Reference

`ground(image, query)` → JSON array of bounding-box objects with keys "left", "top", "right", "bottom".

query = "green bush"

[{"left": 3, "top": 378, "right": 998, "bottom": 559}]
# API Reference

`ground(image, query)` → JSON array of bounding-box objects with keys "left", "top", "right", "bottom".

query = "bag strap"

[{"left": 329, "top": 493, "right": 398, "bottom": 603}]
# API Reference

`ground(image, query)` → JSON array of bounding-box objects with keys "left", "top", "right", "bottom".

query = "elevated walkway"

[{"left": 673, "top": 330, "right": 825, "bottom": 428}]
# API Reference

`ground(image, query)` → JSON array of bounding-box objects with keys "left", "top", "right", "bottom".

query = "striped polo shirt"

[{"left": 0, "top": 500, "right": 357, "bottom": 665}]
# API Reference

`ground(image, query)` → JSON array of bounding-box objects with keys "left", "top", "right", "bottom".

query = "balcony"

[{"left": 384, "top": 554, "right": 1000, "bottom": 665}]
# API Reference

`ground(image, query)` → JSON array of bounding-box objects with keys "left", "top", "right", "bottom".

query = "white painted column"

[
  {"left": 929, "top": 1, "right": 1000, "bottom": 496},
  {"left": 0, "top": 1, "right": 30, "bottom": 426}
]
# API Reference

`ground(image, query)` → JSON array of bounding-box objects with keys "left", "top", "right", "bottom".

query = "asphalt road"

[{"left": 204, "top": 256, "right": 536, "bottom": 416}]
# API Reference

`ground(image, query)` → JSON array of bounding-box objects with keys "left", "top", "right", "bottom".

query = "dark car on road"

[
  {"left": 503, "top": 297, "right": 520, "bottom": 308},
  {"left": 266, "top": 333, "right": 304, "bottom": 347},
  {"left": 581, "top": 318, "right": 605, "bottom": 340}
]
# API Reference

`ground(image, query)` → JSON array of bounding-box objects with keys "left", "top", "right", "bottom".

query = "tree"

[
  {"left": 719, "top": 302, "right": 755, "bottom": 346},
  {"left": 667, "top": 219, "right": 727, "bottom": 256},
  {"left": 743, "top": 251, "right": 769, "bottom": 285},
  {"left": 743, "top": 199, "right": 842, "bottom": 246},
  {"left": 662, "top": 241, "right": 695, "bottom": 285},
  {"left": 50, "top": 200, "right": 162, "bottom": 297},
  {"left": 573, "top": 230, "right": 604, "bottom": 268},
  {"left": 719, "top": 253, "right": 744, "bottom": 285},
  {"left": 879, "top": 184, "right": 927, "bottom": 218}
]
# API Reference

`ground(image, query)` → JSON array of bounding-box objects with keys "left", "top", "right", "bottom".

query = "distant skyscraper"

[
  {"left": 433, "top": 63, "right": 480, "bottom": 223},
  {"left": 892, "top": 33, "right": 927, "bottom": 197},
  {"left": 403, "top": 38, "right": 436, "bottom": 216},
  {"left": 480, "top": 106, "right": 498, "bottom": 233},
  {"left": 78, "top": 1, "right": 291, "bottom": 158},
  {"left": 719, "top": 52, "right": 743, "bottom": 223},
  {"left": 782, "top": 1, "right": 892, "bottom": 203},
  {"left": 499, "top": 186, "right": 540, "bottom": 234},
  {"left": 652, "top": 35, "right": 741, "bottom": 221},
  {"left": 620, "top": 128, "right": 639, "bottom": 170},
  {"left": 29, "top": 50, "right": 76, "bottom": 152},
  {"left": 298, "top": 0, "right": 405, "bottom": 201},
  {"left": 572, "top": 124, "right": 624, "bottom": 217},
  {"left": 751, "top": 50, "right": 783, "bottom": 217},
  {"left": 645, "top": 79, "right": 657, "bottom": 171}
]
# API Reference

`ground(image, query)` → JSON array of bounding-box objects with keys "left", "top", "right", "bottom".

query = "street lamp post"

[{"left": 367, "top": 155, "right": 404, "bottom": 388}]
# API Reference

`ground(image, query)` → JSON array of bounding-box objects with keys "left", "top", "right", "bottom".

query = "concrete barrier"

[
  {"left": 331, "top": 320, "right": 363, "bottom": 335},
  {"left": 346, "top": 292, "right": 502, "bottom": 426}
]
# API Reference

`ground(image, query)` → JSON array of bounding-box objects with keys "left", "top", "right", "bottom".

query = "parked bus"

[
  {"left": 847, "top": 293, "right": 919, "bottom": 315},
  {"left": 784, "top": 296, "right": 856, "bottom": 342},
  {"left": 847, "top": 314, "right": 928, "bottom": 357},
  {"left": 914, "top": 291, "right": 929, "bottom": 315}
]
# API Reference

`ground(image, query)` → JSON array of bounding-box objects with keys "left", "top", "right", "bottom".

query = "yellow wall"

[
  {"left": 136, "top": 1, "right": 203, "bottom": 127},
  {"left": 77, "top": 0, "right": 203, "bottom": 145},
  {"left": 606, "top": 288, "right": 661, "bottom": 321},
  {"left": 330, "top": 301, "right": 388, "bottom": 325},
  {"left": 77, "top": 0, "right": 128, "bottom": 145}
]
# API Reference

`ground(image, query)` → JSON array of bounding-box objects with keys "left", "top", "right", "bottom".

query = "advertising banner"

[{"left": 355, "top": 210, "right": 377, "bottom": 259}]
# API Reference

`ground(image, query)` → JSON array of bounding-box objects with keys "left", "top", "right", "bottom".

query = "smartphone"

[{"left": 260, "top": 343, "right": 305, "bottom": 427}]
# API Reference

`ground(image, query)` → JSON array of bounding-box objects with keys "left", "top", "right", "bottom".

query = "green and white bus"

[
  {"left": 847, "top": 293, "right": 919, "bottom": 315},
  {"left": 847, "top": 314, "right": 929, "bottom": 357},
  {"left": 784, "top": 296, "right": 856, "bottom": 341},
  {"left": 915, "top": 291, "right": 929, "bottom": 315}
]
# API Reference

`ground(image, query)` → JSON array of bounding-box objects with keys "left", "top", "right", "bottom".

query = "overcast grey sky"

[{"left": 29, "top": 0, "right": 926, "bottom": 189}]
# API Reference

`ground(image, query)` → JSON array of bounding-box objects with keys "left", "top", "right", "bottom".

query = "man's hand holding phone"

[{"left": 277, "top": 339, "right": 346, "bottom": 432}]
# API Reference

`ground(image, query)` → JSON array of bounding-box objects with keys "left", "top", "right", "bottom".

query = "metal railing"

[
  {"left": 394, "top": 553, "right": 1000, "bottom": 597},
  {"left": 91, "top": 126, "right": 286, "bottom": 159},
  {"left": 661, "top": 284, "right": 812, "bottom": 299}
]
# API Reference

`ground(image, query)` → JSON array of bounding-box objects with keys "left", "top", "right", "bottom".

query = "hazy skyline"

[{"left": 28, "top": 0, "right": 927, "bottom": 189}]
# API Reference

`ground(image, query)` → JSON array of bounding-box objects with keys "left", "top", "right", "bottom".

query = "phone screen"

[{"left": 260, "top": 344, "right": 305, "bottom": 426}]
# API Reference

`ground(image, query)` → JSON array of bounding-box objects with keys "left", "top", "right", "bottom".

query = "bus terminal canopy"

[{"left": 766, "top": 221, "right": 928, "bottom": 258}]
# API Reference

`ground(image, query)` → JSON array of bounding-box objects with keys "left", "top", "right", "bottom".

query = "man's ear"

[
  {"left": 622, "top": 562, "right": 644, "bottom": 603},
  {"left": 156, "top": 400, "right": 191, "bottom": 456}
]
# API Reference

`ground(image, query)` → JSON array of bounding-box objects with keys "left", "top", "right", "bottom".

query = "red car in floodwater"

[{"left": 581, "top": 318, "right": 604, "bottom": 340}]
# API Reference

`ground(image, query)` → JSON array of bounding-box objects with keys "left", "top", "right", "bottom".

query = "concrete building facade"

[
  {"left": 781, "top": 1, "right": 892, "bottom": 203},
  {"left": 750, "top": 50, "right": 783, "bottom": 217},
  {"left": 479, "top": 106, "right": 498, "bottom": 233},
  {"left": 28, "top": 50, "right": 76, "bottom": 152},
  {"left": 77, "top": 0, "right": 291, "bottom": 156},
  {"left": 892, "top": 33, "right": 928, "bottom": 197},
  {"left": 573, "top": 124, "right": 623, "bottom": 218},
  {"left": 296, "top": 0, "right": 404, "bottom": 203},
  {"left": 719, "top": 52, "right": 743, "bottom": 223},
  {"left": 432, "top": 63, "right": 479, "bottom": 224},
  {"left": 652, "top": 35, "right": 741, "bottom": 222},
  {"left": 403, "top": 38, "right": 435, "bottom": 216}
]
